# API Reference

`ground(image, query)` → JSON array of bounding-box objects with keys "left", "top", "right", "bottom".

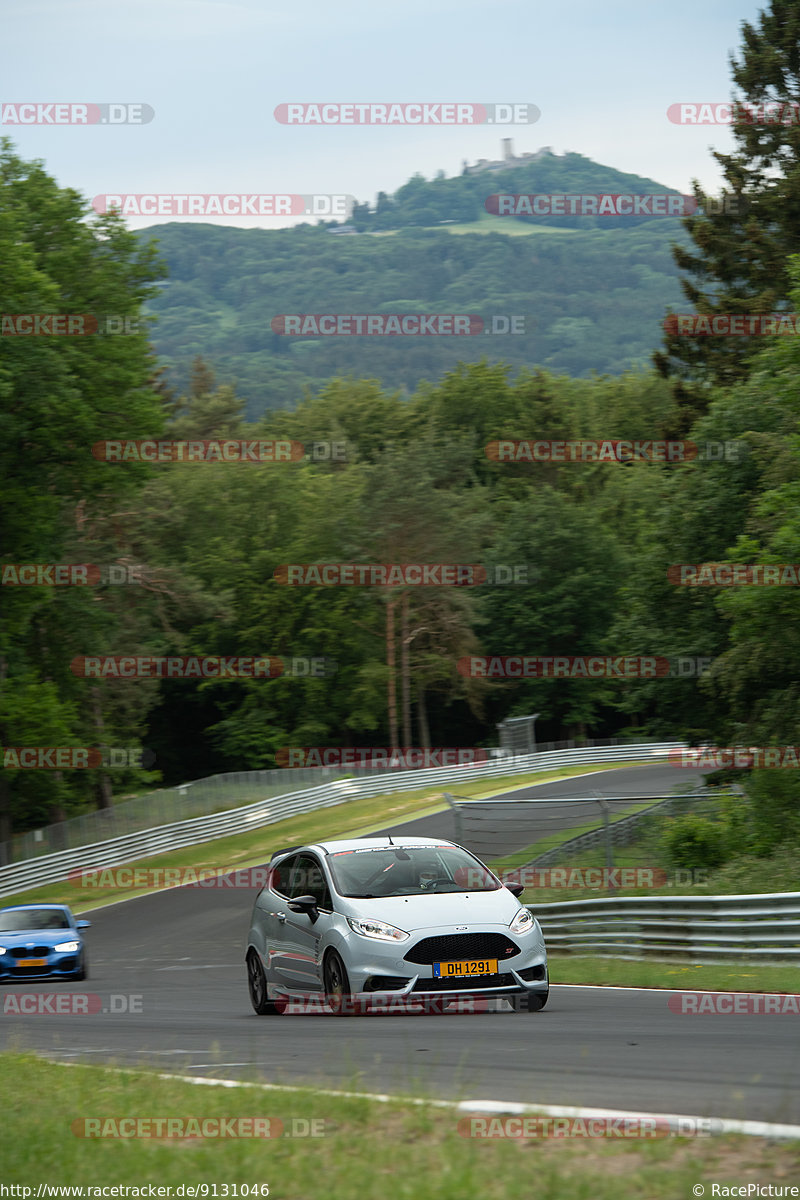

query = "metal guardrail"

[
  {"left": 533, "top": 892, "right": 800, "bottom": 961},
  {"left": 0, "top": 741, "right": 685, "bottom": 898}
]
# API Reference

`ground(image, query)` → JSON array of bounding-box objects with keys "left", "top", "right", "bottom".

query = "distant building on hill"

[{"left": 463, "top": 141, "right": 556, "bottom": 175}]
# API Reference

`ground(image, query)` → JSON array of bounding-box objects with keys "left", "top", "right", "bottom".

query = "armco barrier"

[
  {"left": 0, "top": 742, "right": 684, "bottom": 898},
  {"left": 534, "top": 892, "right": 800, "bottom": 961}
]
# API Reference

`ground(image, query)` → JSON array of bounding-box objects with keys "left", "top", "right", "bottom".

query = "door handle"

[{"left": 276, "top": 912, "right": 287, "bottom": 923}]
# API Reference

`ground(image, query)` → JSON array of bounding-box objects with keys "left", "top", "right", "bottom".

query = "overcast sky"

[{"left": 1, "top": 0, "right": 768, "bottom": 230}]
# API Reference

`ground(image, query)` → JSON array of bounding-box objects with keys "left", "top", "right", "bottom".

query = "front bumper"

[
  {"left": 341, "top": 920, "right": 548, "bottom": 999},
  {"left": 0, "top": 951, "right": 82, "bottom": 980}
]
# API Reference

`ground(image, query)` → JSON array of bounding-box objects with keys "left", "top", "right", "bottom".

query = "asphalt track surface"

[{"left": 2, "top": 765, "right": 798, "bottom": 1124}]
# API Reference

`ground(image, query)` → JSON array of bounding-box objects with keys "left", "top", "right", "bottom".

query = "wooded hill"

[{"left": 140, "top": 152, "right": 691, "bottom": 416}]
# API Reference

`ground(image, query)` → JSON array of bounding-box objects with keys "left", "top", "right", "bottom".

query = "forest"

[{"left": 2, "top": 0, "right": 800, "bottom": 848}]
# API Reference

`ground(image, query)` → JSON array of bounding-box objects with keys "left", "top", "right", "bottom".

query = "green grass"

[
  {"left": 1, "top": 1054, "right": 797, "bottom": 1195},
  {"left": 550, "top": 956, "right": 800, "bottom": 992},
  {"left": 2, "top": 763, "right": 638, "bottom": 912}
]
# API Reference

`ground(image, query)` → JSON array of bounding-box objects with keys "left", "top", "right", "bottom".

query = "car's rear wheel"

[
  {"left": 511, "top": 989, "right": 549, "bottom": 1012},
  {"left": 247, "top": 950, "right": 284, "bottom": 1015},
  {"left": 324, "top": 951, "right": 354, "bottom": 1016}
]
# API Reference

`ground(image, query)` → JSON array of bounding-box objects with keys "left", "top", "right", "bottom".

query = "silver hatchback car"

[{"left": 246, "top": 836, "right": 548, "bottom": 1015}]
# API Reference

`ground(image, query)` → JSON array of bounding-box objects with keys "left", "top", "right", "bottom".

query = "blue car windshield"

[
  {"left": 327, "top": 846, "right": 501, "bottom": 898},
  {"left": 0, "top": 909, "right": 71, "bottom": 931}
]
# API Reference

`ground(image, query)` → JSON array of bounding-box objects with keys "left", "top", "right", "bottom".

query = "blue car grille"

[{"left": 9, "top": 947, "right": 49, "bottom": 958}]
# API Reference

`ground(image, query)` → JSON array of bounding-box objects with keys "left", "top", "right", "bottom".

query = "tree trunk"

[
  {"left": 386, "top": 599, "right": 398, "bottom": 745},
  {"left": 401, "top": 592, "right": 412, "bottom": 746},
  {"left": 91, "top": 686, "right": 114, "bottom": 809},
  {"left": 416, "top": 682, "right": 431, "bottom": 748}
]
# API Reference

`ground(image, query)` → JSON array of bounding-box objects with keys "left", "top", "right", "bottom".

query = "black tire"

[
  {"left": 74, "top": 953, "right": 87, "bottom": 982},
  {"left": 511, "top": 989, "right": 549, "bottom": 1012},
  {"left": 247, "top": 950, "right": 283, "bottom": 1015},
  {"left": 324, "top": 951, "right": 354, "bottom": 1016}
]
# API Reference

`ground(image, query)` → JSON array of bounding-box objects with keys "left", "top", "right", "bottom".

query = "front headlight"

[
  {"left": 347, "top": 917, "right": 409, "bottom": 942},
  {"left": 0, "top": 947, "right": 6, "bottom": 955},
  {"left": 509, "top": 908, "right": 534, "bottom": 935},
  {"left": 54, "top": 940, "right": 80, "bottom": 953}
]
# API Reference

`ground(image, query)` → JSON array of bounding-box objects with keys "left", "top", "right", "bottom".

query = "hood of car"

[
  {"left": 0, "top": 929, "right": 79, "bottom": 946},
  {"left": 345, "top": 888, "right": 523, "bottom": 931}
]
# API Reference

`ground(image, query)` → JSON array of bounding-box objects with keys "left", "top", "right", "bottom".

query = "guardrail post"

[{"left": 597, "top": 797, "right": 615, "bottom": 895}]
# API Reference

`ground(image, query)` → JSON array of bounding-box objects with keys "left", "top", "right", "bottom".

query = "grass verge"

[
  {"left": 550, "top": 956, "right": 800, "bottom": 992},
  {"left": 0, "top": 1054, "right": 797, "bottom": 1197}
]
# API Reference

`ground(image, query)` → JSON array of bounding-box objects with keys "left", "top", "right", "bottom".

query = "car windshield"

[
  {"left": 327, "top": 845, "right": 501, "bottom": 898},
  {"left": 0, "top": 909, "right": 71, "bottom": 931}
]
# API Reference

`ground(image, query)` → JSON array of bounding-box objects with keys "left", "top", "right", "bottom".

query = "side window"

[
  {"left": 270, "top": 854, "right": 298, "bottom": 899},
  {"left": 292, "top": 855, "right": 332, "bottom": 911}
]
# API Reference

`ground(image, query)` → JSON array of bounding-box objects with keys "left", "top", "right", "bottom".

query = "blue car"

[{"left": 0, "top": 904, "right": 91, "bottom": 981}]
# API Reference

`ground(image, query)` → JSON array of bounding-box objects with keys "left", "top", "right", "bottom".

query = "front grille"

[
  {"left": 404, "top": 933, "right": 518, "bottom": 965},
  {"left": 10, "top": 947, "right": 49, "bottom": 959},
  {"left": 412, "top": 973, "right": 516, "bottom": 992},
  {"left": 9, "top": 966, "right": 52, "bottom": 976}
]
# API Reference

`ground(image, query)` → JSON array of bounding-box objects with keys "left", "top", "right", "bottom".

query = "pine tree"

[{"left": 655, "top": 0, "right": 800, "bottom": 432}]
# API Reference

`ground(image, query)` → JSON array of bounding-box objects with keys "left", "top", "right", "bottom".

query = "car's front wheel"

[
  {"left": 74, "top": 953, "right": 87, "bottom": 982},
  {"left": 324, "top": 951, "right": 354, "bottom": 1016},
  {"left": 247, "top": 950, "right": 284, "bottom": 1015}
]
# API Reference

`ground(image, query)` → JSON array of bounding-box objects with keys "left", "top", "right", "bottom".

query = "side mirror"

[
  {"left": 76, "top": 920, "right": 92, "bottom": 930},
  {"left": 287, "top": 894, "right": 319, "bottom": 923},
  {"left": 505, "top": 882, "right": 525, "bottom": 899}
]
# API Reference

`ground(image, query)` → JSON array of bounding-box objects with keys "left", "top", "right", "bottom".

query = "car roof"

[
  {"left": 271, "top": 836, "right": 458, "bottom": 860},
  {"left": 0, "top": 903, "right": 71, "bottom": 913}
]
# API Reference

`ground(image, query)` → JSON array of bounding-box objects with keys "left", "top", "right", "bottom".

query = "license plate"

[
  {"left": 433, "top": 958, "right": 498, "bottom": 978},
  {"left": 17, "top": 958, "right": 47, "bottom": 967}
]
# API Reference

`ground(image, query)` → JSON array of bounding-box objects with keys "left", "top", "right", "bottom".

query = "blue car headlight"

[
  {"left": 347, "top": 917, "right": 409, "bottom": 943},
  {"left": 509, "top": 908, "right": 535, "bottom": 935},
  {"left": 54, "top": 940, "right": 80, "bottom": 953}
]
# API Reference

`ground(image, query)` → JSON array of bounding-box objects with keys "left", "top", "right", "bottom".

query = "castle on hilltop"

[{"left": 463, "top": 140, "right": 556, "bottom": 175}]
